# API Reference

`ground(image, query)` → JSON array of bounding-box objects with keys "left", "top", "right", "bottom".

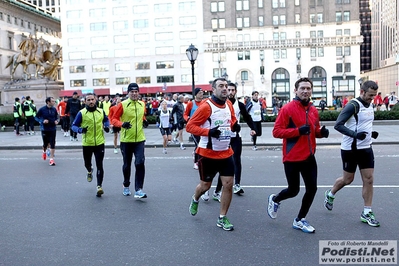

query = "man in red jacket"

[{"left": 267, "top": 77, "right": 329, "bottom": 233}]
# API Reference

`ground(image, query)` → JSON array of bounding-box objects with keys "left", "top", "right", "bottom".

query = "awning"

[
  {"left": 59, "top": 88, "right": 110, "bottom": 97},
  {"left": 138, "top": 84, "right": 212, "bottom": 95}
]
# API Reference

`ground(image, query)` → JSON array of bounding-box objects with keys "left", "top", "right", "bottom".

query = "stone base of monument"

[{"left": 0, "top": 78, "right": 64, "bottom": 114}]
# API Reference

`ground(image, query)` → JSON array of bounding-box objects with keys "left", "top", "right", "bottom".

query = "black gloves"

[
  {"left": 122, "top": 122, "right": 132, "bottom": 129},
  {"left": 143, "top": 120, "right": 149, "bottom": 128},
  {"left": 298, "top": 125, "right": 310, "bottom": 135},
  {"left": 232, "top": 122, "right": 241, "bottom": 133},
  {"left": 371, "top": 131, "right": 379, "bottom": 139},
  {"left": 81, "top": 127, "right": 88, "bottom": 134},
  {"left": 104, "top": 127, "right": 110, "bottom": 133},
  {"left": 209, "top": 125, "right": 221, "bottom": 139},
  {"left": 356, "top": 132, "right": 367, "bottom": 140},
  {"left": 320, "top": 125, "right": 329, "bottom": 138}
]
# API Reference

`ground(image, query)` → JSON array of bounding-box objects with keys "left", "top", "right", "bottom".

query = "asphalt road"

[{"left": 0, "top": 145, "right": 398, "bottom": 266}]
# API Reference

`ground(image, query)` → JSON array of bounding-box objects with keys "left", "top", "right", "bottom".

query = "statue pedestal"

[{"left": 0, "top": 79, "right": 64, "bottom": 114}]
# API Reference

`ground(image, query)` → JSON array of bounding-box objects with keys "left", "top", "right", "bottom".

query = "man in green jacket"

[
  {"left": 13, "top": 97, "right": 23, "bottom": 136},
  {"left": 111, "top": 83, "right": 149, "bottom": 198},
  {"left": 72, "top": 93, "right": 110, "bottom": 197}
]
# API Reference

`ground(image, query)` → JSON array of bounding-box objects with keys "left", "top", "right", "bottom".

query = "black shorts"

[
  {"left": 341, "top": 148, "right": 374, "bottom": 173},
  {"left": 113, "top": 127, "right": 121, "bottom": 133},
  {"left": 176, "top": 122, "right": 185, "bottom": 131},
  {"left": 160, "top": 127, "right": 171, "bottom": 136},
  {"left": 197, "top": 155, "right": 234, "bottom": 182},
  {"left": 42, "top": 130, "right": 56, "bottom": 149}
]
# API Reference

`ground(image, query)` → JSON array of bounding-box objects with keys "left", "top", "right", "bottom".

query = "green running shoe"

[{"left": 189, "top": 196, "right": 198, "bottom": 216}]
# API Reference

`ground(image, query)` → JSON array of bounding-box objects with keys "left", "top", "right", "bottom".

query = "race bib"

[{"left": 218, "top": 126, "right": 232, "bottom": 141}]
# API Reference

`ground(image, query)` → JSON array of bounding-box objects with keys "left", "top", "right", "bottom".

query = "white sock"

[
  {"left": 328, "top": 190, "right": 335, "bottom": 198},
  {"left": 364, "top": 206, "right": 372, "bottom": 215}
]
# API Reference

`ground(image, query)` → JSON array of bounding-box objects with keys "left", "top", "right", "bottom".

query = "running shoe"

[
  {"left": 233, "top": 184, "right": 244, "bottom": 194},
  {"left": 252, "top": 146, "right": 258, "bottom": 151},
  {"left": 70, "top": 136, "right": 74, "bottom": 141},
  {"left": 217, "top": 216, "right": 234, "bottom": 231},
  {"left": 86, "top": 171, "right": 93, "bottom": 182},
  {"left": 180, "top": 145, "right": 186, "bottom": 150},
  {"left": 193, "top": 163, "right": 198, "bottom": 170},
  {"left": 267, "top": 194, "right": 280, "bottom": 219},
  {"left": 74, "top": 137, "right": 78, "bottom": 141},
  {"left": 212, "top": 191, "right": 221, "bottom": 202},
  {"left": 201, "top": 190, "right": 209, "bottom": 201},
  {"left": 162, "top": 148, "right": 167, "bottom": 154},
  {"left": 123, "top": 187, "right": 131, "bottom": 196},
  {"left": 324, "top": 189, "right": 335, "bottom": 211},
  {"left": 360, "top": 212, "right": 380, "bottom": 227},
  {"left": 42, "top": 152, "right": 46, "bottom": 160},
  {"left": 134, "top": 189, "right": 147, "bottom": 199},
  {"left": 49, "top": 158, "right": 55, "bottom": 166},
  {"left": 292, "top": 218, "right": 315, "bottom": 233},
  {"left": 96, "top": 186, "right": 104, "bottom": 197},
  {"left": 114, "top": 148, "right": 118, "bottom": 154},
  {"left": 189, "top": 196, "right": 198, "bottom": 216}
]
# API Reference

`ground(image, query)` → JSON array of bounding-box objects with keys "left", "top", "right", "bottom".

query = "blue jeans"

[{"left": 120, "top": 141, "right": 145, "bottom": 191}]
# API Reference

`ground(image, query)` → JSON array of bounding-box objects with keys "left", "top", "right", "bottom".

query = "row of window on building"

[
  {"left": 70, "top": 76, "right": 180, "bottom": 88},
  {"left": 0, "top": 12, "right": 60, "bottom": 38}
]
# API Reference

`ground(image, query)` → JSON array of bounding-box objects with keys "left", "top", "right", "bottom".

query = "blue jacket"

[{"left": 35, "top": 106, "right": 59, "bottom": 131}]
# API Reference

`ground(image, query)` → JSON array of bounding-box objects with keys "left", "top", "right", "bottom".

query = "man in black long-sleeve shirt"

[
  {"left": 210, "top": 82, "right": 256, "bottom": 201},
  {"left": 65, "top": 91, "right": 82, "bottom": 141}
]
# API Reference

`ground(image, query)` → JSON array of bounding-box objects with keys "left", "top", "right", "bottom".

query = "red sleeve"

[
  {"left": 184, "top": 101, "right": 193, "bottom": 121},
  {"left": 111, "top": 103, "right": 124, "bottom": 128}
]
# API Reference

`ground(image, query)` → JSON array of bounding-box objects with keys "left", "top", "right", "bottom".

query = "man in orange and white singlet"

[{"left": 186, "top": 77, "right": 241, "bottom": 231}]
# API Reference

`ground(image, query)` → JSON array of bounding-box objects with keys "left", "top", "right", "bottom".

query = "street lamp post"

[{"left": 186, "top": 44, "right": 199, "bottom": 96}]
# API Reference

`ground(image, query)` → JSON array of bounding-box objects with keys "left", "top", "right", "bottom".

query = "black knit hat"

[{"left": 127, "top": 83, "right": 140, "bottom": 93}]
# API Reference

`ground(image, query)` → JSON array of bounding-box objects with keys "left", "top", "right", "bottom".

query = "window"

[
  {"left": 90, "top": 22, "right": 107, "bottom": 31},
  {"left": 154, "top": 3, "right": 172, "bottom": 12},
  {"left": 317, "top": 13, "right": 323, "bottom": 23},
  {"left": 70, "top": 80, "right": 86, "bottom": 87},
  {"left": 280, "top": 15, "right": 286, "bottom": 25},
  {"left": 241, "top": 71, "right": 248, "bottom": 80},
  {"left": 93, "top": 78, "right": 109, "bottom": 86},
  {"left": 115, "top": 63, "right": 130, "bottom": 71},
  {"left": 336, "top": 29, "right": 342, "bottom": 35},
  {"left": 28, "top": 22, "right": 31, "bottom": 29},
  {"left": 280, "top": 0, "right": 286, "bottom": 7},
  {"left": 0, "top": 12, "right": 3, "bottom": 20},
  {"left": 68, "top": 38, "right": 83, "bottom": 46},
  {"left": 280, "top": 32, "right": 286, "bottom": 40},
  {"left": 179, "top": 16, "right": 196, "bottom": 25},
  {"left": 236, "top": 18, "right": 243, "bottom": 28},
  {"left": 133, "top": 19, "right": 149, "bottom": 28},
  {"left": 336, "top": 47, "right": 343, "bottom": 56},
  {"left": 116, "top": 77, "right": 130, "bottom": 85},
  {"left": 318, "top": 47, "right": 324, "bottom": 57},
  {"left": 336, "top": 12, "right": 342, "bottom": 22},
  {"left": 344, "top": 46, "right": 351, "bottom": 56},
  {"left": 258, "top": 0, "right": 263, "bottom": 8},
  {"left": 336, "top": 63, "right": 343, "bottom": 73},
  {"left": 272, "top": 0, "right": 278, "bottom": 8},
  {"left": 114, "top": 35, "right": 129, "bottom": 43},
  {"left": 134, "top": 34, "right": 149, "bottom": 42},
  {"left": 92, "top": 64, "right": 109, "bottom": 72},
  {"left": 179, "top": 1, "right": 195, "bottom": 11},
  {"left": 273, "top": 33, "right": 279, "bottom": 40},
  {"left": 89, "top": 8, "right": 106, "bottom": 17},
  {"left": 135, "top": 62, "right": 150, "bottom": 70},
  {"left": 211, "top": 1, "right": 225, "bottom": 12},
  {"left": 113, "top": 21, "right": 128, "bottom": 30},
  {"left": 133, "top": 5, "right": 149, "bottom": 13},
  {"left": 258, "top": 16, "right": 264, "bottom": 26},
  {"left": 343, "top": 11, "right": 350, "bottom": 21},
  {"left": 7, "top": 15, "right": 11, "bottom": 23},
  {"left": 91, "top": 36, "right": 107, "bottom": 45},
  {"left": 154, "top": 18, "right": 173, "bottom": 27},
  {"left": 295, "top": 14, "right": 300, "bottom": 23},
  {"left": 273, "top": 49, "right": 280, "bottom": 59},
  {"left": 155, "top": 32, "right": 173, "bottom": 41},
  {"left": 134, "top": 48, "right": 150, "bottom": 56},
  {"left": 244, "top": 50, "right": 250, "bottom": 60},
  {"left": 157, "top": 76, "right": 174, "bottom": 83},
  {"left": 281, "top": 49, "right": 287, "bottom": 59},
  {"left": 155, "top": 47, "right": 174, "bottom": 55},
  {"left": 67, "top": 24, "right": 84, "bottom": 32},
  {"left": 296, "top": 31, "right": 301, "bottom": 38},
  {"left": 310, "top": 14, "right": 316, "bottom": 23},
  {"left": 211, "top": 2, "right": 218, "bottom": 12},
  {"left": 113, "top": 7, "right": 127, "bottom": 15},
  {"left": 238, "top": 51, "right": 243, "bottom": 60},
  {"left": 310, "top": 31, "right": 316, "bottom": 38},
  {"left": 115, "top": 49, "right": 129, "bottom": 57},
  {"left": 136, "top": 77, "right": 151, "bottom": 84},
  {"left": 243, "top": 0, "right": 249, "bottom": 10},
  {"left": 295, "top": 0, "right": 300, "bottom": 5},
  {"left": 69, "top": 52, "right": 85, "bottom": 59},
  {"left": 91, "top": 51, "right": 108, "bottom": 58},
  {"left": 243, "top": 17, "right": 250, "bottom": 27},
  {"left": 310, "top": 47, "right": 316, "bottom": 57},
  {"left": 344, "top": 29, "right": 350, "bottom": 35},
  {"left": 213, "top": 68, "right": 227, "bottom": 78},
  {"left": 69, "top": 66, "right": 85, "bottom": 73},
  {"left": 273, "top": 16, "right": 278, "bottom": 26},
  {"left": 317, "top": 30, "right": 323, "bottom": 38},
  {"left": 296, "top": 48, "right": 301, "bottom": 58},
  {"left": 21, "top": 19, "right": 24, "bottom": 27},
  {"left": 156, "top": 61, "right": 174, "bottom": 69},
  {"left": 66, "top": 10, "right": 82, "bottom": 18},
  {"left": 344, "top": 63, "right": 351, "bottom": 72}
]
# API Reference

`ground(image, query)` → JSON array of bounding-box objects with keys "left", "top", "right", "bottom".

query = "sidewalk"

[{"left": 1, "top": 121, "right": 399, "bottom": 150}]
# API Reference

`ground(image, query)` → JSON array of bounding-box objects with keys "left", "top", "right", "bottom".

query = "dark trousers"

[
  {"left": 252, "top": 121, "right": 262, "bottom": 146},
  {"left": 83, "top": 144, "right": 105, "bottom": 186},
  {"left": 14, "top": 117, "right": 21, "bottom": 134},
  {"left": 274, "top": 155, "right": 318, "bottom": 220},
  {"left": 69, "top": 114, "right": 77, "bottom": 138},
  {"left": 216, "top": 136, "right": 242, "bottom": 191},
  {"left": 120, "top": 141, "right": 145, "bottom": 191},
  {"left": 25, "top": 116, "right": 34, "bottom": 132},
  {"left": 61, "top": 116, "right": 70, "bottom": 132}
]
